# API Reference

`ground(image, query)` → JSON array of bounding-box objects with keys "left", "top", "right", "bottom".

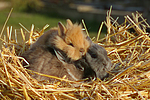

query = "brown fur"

[
  {"left": 32, "top": 19, "right": 90, "bottom": 60},
  {"left": 22, "top": 45, "right": 84, "bottom": 81},
  {"left": 22, "top": 19, "right": 91, "bottom": 81}
]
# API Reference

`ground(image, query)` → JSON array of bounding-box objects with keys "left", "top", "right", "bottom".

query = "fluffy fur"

[
  {"left": 22, "top": 45, "right": 84, "bottom": 81},
  {"left": 22, "top": 19, "right": 111, "bottom": 81},
  {"left": 32, "top": 19, "right": 90, "bottom": 60},
  {"left": 55, "top": 37, "right": 112, "bottom": 80},
  {"left": 22, "top": 19, "right": 93, "bottom": 81},
  {"left": 85, "top": 42, "right": 112, "bottom": 80}
]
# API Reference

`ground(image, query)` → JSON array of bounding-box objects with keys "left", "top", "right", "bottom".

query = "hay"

[{"left": 0, "top": 9, "right": 150, "bottom": 100}]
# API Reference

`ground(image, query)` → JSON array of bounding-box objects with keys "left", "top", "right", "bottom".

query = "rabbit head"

[
  {"left": 32, "top": 19, "right": 90, "bottom": 61},
  {"left": 52, "top": 19, "right": 90, "bottom": 60},
  {"left": 85, "top": 43, "right": 112, "bottom": 80}
]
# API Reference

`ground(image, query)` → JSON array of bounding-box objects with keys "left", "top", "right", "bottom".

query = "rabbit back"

[{"left": 22, "top": 45, "right": 84, "bottom": 81}]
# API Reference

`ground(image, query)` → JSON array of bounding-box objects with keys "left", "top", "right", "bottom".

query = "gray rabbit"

[{"left": 85, "top": 42, "right": 112, "bottom": 80}]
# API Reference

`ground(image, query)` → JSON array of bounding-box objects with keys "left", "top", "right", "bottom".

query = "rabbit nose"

[{"left": 79, "top": 48, "right": 85, "bottom": 55}]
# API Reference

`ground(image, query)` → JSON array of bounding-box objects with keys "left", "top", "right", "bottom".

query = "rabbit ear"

[
  {"left": 54, "top": 49, "right": 66, "bottom": 64},
  {"left": 86, "top": 36, "right": 92, "bottom": 43},
  {"left": 66, "top": 19, "right": 73, "bottom": 27},
  {"left": 58, "top": 22, "right": 66, "bottom": 36}
]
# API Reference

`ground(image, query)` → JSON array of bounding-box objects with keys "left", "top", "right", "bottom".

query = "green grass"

[
  {"left": 0, "top": 9, "right": 66, "bottom": 32},
  {"left": 0, "top": 8, "right": 106, "bottom": 47}
]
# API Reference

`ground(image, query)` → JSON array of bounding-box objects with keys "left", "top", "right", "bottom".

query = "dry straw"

[{"left": 0, "top": 8, "right": 150, "bottom": 99}]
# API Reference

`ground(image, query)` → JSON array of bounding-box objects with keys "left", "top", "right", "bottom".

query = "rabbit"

[
  {"left": 21, "top": 19, "right": 95, "bottom": 81},
  {"left": 85, "top": 42, "right": 112, "bottom": 80},
  {"left": 31, "top": 19, "right": 90, "bottom": 61},
  {"left": 22, "top": 45, "right": 95, "bottom": 81}
]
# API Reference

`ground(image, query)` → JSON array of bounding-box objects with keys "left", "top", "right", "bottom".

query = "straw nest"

[{"left": 0, "top": 8, "right": 150, "bottom": 100}]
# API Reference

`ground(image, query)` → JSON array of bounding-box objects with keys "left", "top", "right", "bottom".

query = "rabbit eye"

[
  {"left": 91, "top": 53, "right": 97, "bottom": 58},
  {"left": 69, "top": 43, "right": 74, "bottom": 47},
  {"left": 66, "top": 38, "right": 74, "bottom": 47},
  {"left": 88, "top": 50, "right": 97, "bottom": 58}
]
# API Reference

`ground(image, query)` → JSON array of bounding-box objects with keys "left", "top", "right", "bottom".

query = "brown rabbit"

[
  {"left": 22, "top": 45, "right": 85, "bottom": 81},
  {"left": 32, "top": 19, "right": 90, "bottom": 60},
  {"left": 21, "top": 19, "right": 95, "bottom": 81}
]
